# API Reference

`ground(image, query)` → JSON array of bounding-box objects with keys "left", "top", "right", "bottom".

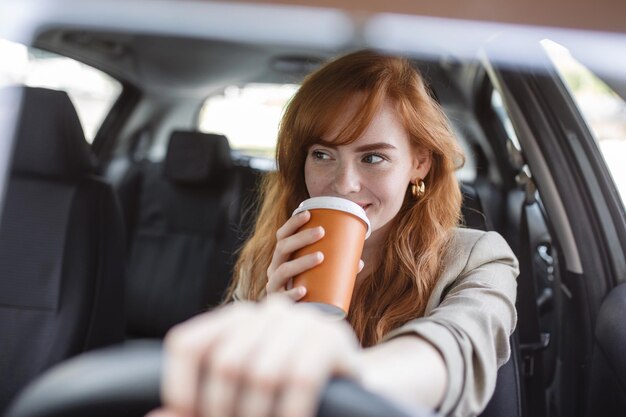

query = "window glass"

[
  {"left": 489, "top": 88, "right": 527, "bottom": 178},
  {"left": 198, "top": 83, "right": 299, "bottom": 160},
  {"left": 444, "top": 116, "right": 476, "bottom": 183},
  {"left": 543, "top": 39, "right": 626, "bottom": 209},
  {"left": 491, "top": 89, "right": 521, "bottom": 151},
  {"left": 0, "top": 38, "right": 122, "bottom": 142}
]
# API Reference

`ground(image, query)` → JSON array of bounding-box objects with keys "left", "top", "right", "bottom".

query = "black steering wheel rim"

[{"left": 6, "top": 340, "right": 437, "bottom": 417}]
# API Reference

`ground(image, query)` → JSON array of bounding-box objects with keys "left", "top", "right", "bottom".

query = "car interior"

[{"left": 1, "top": 11, "right": 626, "bottom": 417}]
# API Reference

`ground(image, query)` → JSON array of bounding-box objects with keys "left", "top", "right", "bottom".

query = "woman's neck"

[{"left": 358, "top": 223, "right": 389, "bottom": 281}]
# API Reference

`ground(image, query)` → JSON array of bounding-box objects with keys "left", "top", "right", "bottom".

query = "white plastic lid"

[{"left": 292, "top": 196, "right": 371, "bottom": 239}]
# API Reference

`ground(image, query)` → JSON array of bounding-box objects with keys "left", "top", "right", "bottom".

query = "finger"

[
  {"left": 265, "top": 290, "right": 298, "bottom": 304},
  {"left": 235, "top": 384, "right": 275, "bottom": 417},
  {"left": 267, "top": 227, "right": 324, "bottom": 283},
  {"left": 238, "top": 314, "right": 307, "bottom": 417},
  {"left": 276, "top": 323, "right": 359, "bottom": 417},
  {"left": 278, "top": 226, "right": 325, "bottom": 260},
  {"left": 275, "top": 210, "right": 310, "bottom": 241},
  {"left": 284, "top": 286, "right": 307, "bottom": 301},
  {"left": 268, "top": 252, "right": 323, "bottom": 293},
  {"left": 162, "top": 305, "right": 252, "bottom": 415},
  {"left": 275, "top": 332, "right": 329, "bottom": 417},
  {"left": 277, "top": 379, "right": 321, "bottom": 417},
  {"left": 202, "top": 309, "right": 276, "bottom": 417},
  {"left": 201, "top": 367, "right": 239, "bottom": 417}
]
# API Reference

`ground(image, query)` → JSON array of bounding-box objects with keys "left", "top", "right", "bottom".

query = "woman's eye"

[
  {"left": 362, "top": 153, "right": 385, "bottom": 164},
  {"left": 311, "top": 150, "right": 331, "bottom": 160}
]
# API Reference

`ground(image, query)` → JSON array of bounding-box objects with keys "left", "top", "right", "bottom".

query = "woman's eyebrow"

[
  {"left": 313, "top": 142, "right": 397, "bottom": 152},
  {"left": 354, "top": 143, "right": 397, "bottom": 152}
]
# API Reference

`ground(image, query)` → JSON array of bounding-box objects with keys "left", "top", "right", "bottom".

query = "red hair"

[{"left": 226, "top": 50, "right": 464, "bottom": 347}]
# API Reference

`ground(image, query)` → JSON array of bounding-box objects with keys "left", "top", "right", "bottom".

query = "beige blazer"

[{"left": 382, "top": 228, "right": 519, "bottom": 417}]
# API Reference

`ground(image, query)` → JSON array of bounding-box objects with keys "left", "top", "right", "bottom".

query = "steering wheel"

[{"left": 6, "top": 340, "right": 438, "bottom": 417}]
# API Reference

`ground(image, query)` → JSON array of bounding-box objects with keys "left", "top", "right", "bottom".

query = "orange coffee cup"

[{"left": 292, "top": 196, "right": 371, "bottom": 319}]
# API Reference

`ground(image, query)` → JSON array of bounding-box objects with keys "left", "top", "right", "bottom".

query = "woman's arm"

[
  {"left": 358, "top": 336, "right": 447, "bottom": 410},
  {"left": 376, "top": 231, "right": 519, "bottom": 417}
]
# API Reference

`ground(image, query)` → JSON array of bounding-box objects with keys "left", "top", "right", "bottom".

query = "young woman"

[{"left": 151, "top": 50, "right": 518, "bottom": 417}]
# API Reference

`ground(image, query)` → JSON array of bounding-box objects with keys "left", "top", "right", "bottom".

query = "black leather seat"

[
  {"left": 460, "top": 182, "right": 493, "bottom": 232},
  {"left": 118, "top": 131, "right": 259, "bottom": 338},
  {"left": 586, "top": 283, "right": 626, "bottom": 416},
  {"left": 460, "top": 182, "right": 523, "bottom": 417},
  {"left": 0, "top": 87, "right": 126, "bottom": 412},
  {"left": 479, "top": 332, "right": 523, "bottom": 417}
]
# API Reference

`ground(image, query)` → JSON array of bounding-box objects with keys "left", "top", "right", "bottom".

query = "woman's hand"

[
  {"left": 265, "top": 210, "right": 364, "bottom": 301},
  {"left": 265, "top": 210, "right": 325, "bottom": 301},
  {"left": 151, "top": 296, "right": 361, "bottom": 417}
]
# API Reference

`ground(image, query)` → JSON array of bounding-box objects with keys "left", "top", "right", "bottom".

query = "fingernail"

[
  {"left": 359, "top": 259, "right": 365, "bottom": 269},
  {"left": 316, "top": 251, "right": 324, "bottom": 261},
  {"left": 301, "top": 210, "right": 310, "bottom": 218},
  {"left": 317, "top": 226, "right": 325, "bottom": 235},
  {"left": 299, "top": 286, "right": 307, "bottom": 295}
]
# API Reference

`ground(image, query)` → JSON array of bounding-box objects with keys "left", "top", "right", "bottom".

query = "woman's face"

[{"left": 304, "top": 97, "right": 432, "bottom": 242}]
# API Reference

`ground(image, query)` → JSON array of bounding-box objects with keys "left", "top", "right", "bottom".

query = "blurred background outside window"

[
  {"left": 543, "top": 39, "right": 626, "bottom": 209},
  {"left": 198, "top": 83, "right": 299, "bottom": 159},
  {"left": 0, "top": 38, "right": 121, "bottom": 142}
]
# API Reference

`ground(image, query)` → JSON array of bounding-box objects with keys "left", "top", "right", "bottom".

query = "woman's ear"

[{"left": 412, "top": 148, "right": 432, "bottom": 180}]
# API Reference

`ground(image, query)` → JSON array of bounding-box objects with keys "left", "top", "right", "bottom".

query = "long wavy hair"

[{"left": 225, "top": 50, "right": 464, "bottom": 347}]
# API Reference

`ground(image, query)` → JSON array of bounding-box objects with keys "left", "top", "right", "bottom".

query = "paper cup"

[{"left": 291, "top": 196, "right": 370, "bottom": 319}]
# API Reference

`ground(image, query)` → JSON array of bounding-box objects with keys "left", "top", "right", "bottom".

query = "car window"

[
  {"left": 198, "top": 83, "right": 299, "bottom": 160},
  {"left": 542, "top": 39, "right": 626, "bottom": 209},
  {"left": 452, "top": 132, "right": 477, "bottom": 183},
  {"left": 491, "top": 89, "right": 522, "bottom": 151},
  {"left": 0, "top": 38, "right": 122, "bottom": 143}
]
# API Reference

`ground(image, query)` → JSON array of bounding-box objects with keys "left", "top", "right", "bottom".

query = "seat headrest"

[
  {"left": 11, "top": 86, "right": 96, "bottom": 178},
  {"left": 164, "top": 131, "right": 233, "bottom": 184}
]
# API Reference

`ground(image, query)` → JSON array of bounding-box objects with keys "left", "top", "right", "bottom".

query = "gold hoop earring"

[{"left": 411, "top": 179, "right": 425, "bottom": 199}]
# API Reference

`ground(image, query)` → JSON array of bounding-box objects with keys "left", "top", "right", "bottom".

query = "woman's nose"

[{"left": 331, "top": 162, "right": 361, "bottom": 195}]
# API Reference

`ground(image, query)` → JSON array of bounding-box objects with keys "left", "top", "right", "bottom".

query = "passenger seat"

[
  {"left": 0, "top": 87, "right": 126, "bottom": 412},
  {"left": 118, "top": 131, "right": 259, "bottom": 338}
]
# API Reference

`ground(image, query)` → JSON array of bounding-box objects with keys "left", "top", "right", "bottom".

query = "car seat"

[
  {"left": 460, "top": 182, "right": 523, "bottom": 417},
  {"left": 586, "top": 282, "right": 626, "bottom": 416},
  {"left": 0, "top": 87, "right": 126, "bottom": 412},
  {"left": 118, "top": 131, "right": 259, "bottom": 338}
]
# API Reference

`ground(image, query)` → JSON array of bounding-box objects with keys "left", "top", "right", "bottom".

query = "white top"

[{"left": 292, "top": 196, "right": 371, "bottom": 239}]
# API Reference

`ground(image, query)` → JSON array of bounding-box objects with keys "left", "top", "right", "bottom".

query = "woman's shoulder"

[
  {"left": 443, "top": 227, "right": 519, "bottom": 280},
  {"left": 423, "top": 227, "right": 519, "bottom": 314},
  {"left": 450, "top": 226, "right": 498, "bottom": 245},
  {"left": 449, "top": 227, "right": 515, "bottom": 258},
  {"left": 450, "top": 226, "right": 485, "bottom": 245}
]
